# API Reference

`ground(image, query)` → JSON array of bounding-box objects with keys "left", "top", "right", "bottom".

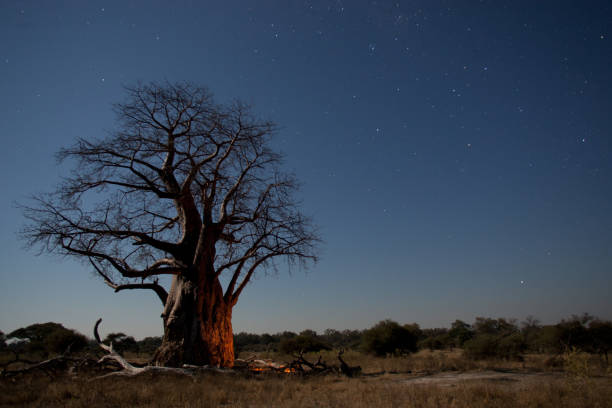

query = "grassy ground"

[{"left": 1, "top": 350, "right": 611, "bottom": 407}]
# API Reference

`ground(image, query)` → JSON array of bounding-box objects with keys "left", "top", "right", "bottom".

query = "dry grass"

[
  {"left": 2, "top": 371, "right": 611, "bottom": 408},
  {"left": 251, "top": 349, "right": 591, "bottom": 375},
  {"left": 1, "top": 350, "right": 611, "bottom": 407}
]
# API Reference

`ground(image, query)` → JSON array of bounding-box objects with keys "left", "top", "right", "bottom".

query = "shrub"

[
  {"left": 463, "top": 334, "right": 499, "bottom": 360},
  {"left": 448, "top": 320, "right": 473, "bottom": 347},
  {"left": 464, "top": 333, "right": 526, "bottom": 360},
  {"left": 563, "top": 347, "right": 591, "bottom": 379},
  {"left": 46, "top": 328, "right": 88, "bottom": 353},
  {"left": 588, "top": 320, "right": 612, "bottom": 363},
  {"left": 497, "top": 332, "right": 526, "bottom": 360},
  {"left": 361, "top": 320, "right": 418, "bottom": 356},
  {"left": 533, "top": 325, "right": 562, "bottom": 353},
  {"left": 137, "top": 336, "right": 162, "bottom": 355},
  {"left": 103, "top": 333, "right": 138, "bottom": 353},
  {"left": 419, "top": 334, "right": 449, "bottom": 351}
]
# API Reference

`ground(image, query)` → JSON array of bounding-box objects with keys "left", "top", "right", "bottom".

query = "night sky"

[{"left": 1, "top": 1, "right": 611, "bottom": 338}]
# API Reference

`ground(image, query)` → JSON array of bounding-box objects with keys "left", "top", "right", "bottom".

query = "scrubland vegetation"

[
  {"left": 1, "top": 314, "right": 611, "bottom": 407},
  {"left": 2, "top": 349, "right": 611, "bottom": 408}
]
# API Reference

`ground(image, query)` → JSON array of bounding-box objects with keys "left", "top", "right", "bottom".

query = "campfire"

[{"left": 244, "top": 365, "right": 296, "bottom": 374}]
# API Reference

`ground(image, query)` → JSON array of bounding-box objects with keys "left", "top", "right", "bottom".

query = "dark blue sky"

[{"left": 1, "top": 1, "right": 611, "bottom": 338}]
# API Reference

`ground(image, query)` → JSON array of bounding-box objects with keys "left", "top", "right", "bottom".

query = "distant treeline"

[
  {"left": 2, "top": 314, "right": 611, "bottom": 362},
  {"left": 0, "top": 323, "right": 162, "bottom": 358},
  {"left": 234, "top": 313, "right": 612, "bottom": 362}
]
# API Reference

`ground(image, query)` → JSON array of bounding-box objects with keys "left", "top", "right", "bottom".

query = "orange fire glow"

[{"left": 247, "top": 365, "right": 296, "bottom": 373}]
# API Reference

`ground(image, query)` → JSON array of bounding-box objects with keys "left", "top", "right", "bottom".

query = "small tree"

[
  {"left": 463, "top": 334, "right": 499, "bottom": 360},
  {"left": 279, "top": 333, "right": 331, "bottom": 354},
  {"left": 556, "top": 314, "right": 593, "bottom": 351},
  {"left": 21, "top": 82, "right": 319, "bottom": 367},
  {"left": 588, "top": 320, "right": 612, "bottom": 364},
  {"left": 521, "top": 315, "right": 542, "bottom": 352}
]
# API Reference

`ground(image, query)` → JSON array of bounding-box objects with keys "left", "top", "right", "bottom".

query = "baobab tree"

[{"left": 21, "top": 82, "right": 319, "bottom": 367}]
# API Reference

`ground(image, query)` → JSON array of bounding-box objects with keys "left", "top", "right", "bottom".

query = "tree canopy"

[{"left": 21, "top": 81, "right": 318, "bottom": 306}]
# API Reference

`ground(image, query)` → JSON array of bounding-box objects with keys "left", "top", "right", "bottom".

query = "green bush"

[{"left": 361, "top": 319, "right": 418, "bottom": 356}]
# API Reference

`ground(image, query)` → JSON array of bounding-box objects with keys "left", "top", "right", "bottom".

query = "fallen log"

[
  {"left": 0, "top": 343, "right": 103, "bottom": 379},
  {"left": 287, "top": 350, "right": 361, "bottom": 377}
]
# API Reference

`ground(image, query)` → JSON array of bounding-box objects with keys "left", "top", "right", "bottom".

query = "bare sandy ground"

[{"left": 400, "top": 370, "right": 564, "bottom": 387}]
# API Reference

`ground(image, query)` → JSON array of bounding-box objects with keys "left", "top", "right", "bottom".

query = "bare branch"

[
  {"left": 114, "top": 283, "right": 168, "bottom": 304},
  {"left": 89, "top": 258, "right": 169, "bottom": 304},
  {"left": 230, "top": 254, "right": 274, "bottom": 304}
]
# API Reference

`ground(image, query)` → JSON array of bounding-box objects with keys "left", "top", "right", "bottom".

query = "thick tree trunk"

[{"left": 152, "top": 273, "right": 234, "bottom": 367}]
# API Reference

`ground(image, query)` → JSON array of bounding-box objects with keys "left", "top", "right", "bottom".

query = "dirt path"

[{"left": 399, "top": 370, "right": 563, "bottom": 387}]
